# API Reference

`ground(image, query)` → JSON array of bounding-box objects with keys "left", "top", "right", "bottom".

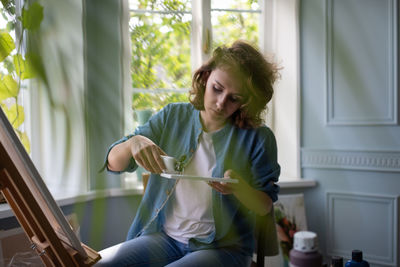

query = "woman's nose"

[{"left": 216, "top": 95, "right": 226, "bottom": 111}]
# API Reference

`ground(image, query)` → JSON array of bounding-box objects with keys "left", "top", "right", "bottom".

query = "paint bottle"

[
  {"left": 289, "top": 231, "right": 323, "bottom": 267},
  {"left": 345, "top": 250, "right": 369, "bottom": 267},
  {"left": 331, "top": 256, "right": 343, "bottom": 267}
]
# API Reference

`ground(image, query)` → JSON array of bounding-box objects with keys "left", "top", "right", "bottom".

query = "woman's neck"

[{"left": 200, "top": 111, "right": 225, "bottom": 132}]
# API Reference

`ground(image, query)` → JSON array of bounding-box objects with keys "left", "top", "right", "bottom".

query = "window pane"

[
  {"left": 211, "top": 0, "right": 260, "bottom": 49},
  {"left": 130, "top": 2, "right": 191, "bottom": 91},
  {"left": 129, "top": 0, "right": 191, "bottom": 114}
]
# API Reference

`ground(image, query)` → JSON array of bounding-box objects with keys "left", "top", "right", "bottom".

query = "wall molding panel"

[
  {"left": 301, "top": 149, "right": 400, "bottom": 172},
  {"left": 327, "top": 192, "right": 399, "bottom": 266},
  {"left": 325, "top": 0, "right": 398, "bottom": 126}
]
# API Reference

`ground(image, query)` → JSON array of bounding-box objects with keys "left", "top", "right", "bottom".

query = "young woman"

[{"left": 96, "top": 40, "right": 281, "bottom": 267}]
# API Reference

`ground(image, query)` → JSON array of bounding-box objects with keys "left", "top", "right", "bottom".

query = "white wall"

[{"left": 300, "top": 0, "right": 399, "bottom": 266}]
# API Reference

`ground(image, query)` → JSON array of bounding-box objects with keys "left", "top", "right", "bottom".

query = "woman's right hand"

[{"left": 129, "top": 135, "right": 167, "bottom": 174}]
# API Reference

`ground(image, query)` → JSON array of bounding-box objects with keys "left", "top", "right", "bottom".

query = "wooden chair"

[
  {"left": 252, "top": 208, "right": 279, "bottom": 267},
  {"left": 141, "top": 173, "right": 279, "bottom": 267}
]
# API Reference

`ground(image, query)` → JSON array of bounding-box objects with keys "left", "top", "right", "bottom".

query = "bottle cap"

[
  {"left": 293, "top": 231, "right": 318, "bottom": 252},
  {"left": 352, "top": 250, "right": 363, "bottom": 262},
  {"left": 331, "top": 256, "right": 343, "bottom": 266}
]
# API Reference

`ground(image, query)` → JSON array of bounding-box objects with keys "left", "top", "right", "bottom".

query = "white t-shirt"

[{"left": 163, "top": 131, "right": 216, "bottom": 244}]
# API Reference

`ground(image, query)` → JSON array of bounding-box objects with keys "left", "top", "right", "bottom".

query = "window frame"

[{"left": 262, "top": 0, "right": 301, "bottom": 181}]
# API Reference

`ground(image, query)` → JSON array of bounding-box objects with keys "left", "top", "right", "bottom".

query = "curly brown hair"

[{"left": 189, "top": 40, "right": 280, "bottom": 129}]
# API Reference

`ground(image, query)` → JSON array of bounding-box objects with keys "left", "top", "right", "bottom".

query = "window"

[
  {"left": 266, "top": 0, "right": 301, "bottom": 180},
  {"left": 24, "top": 1, "right": 87, "bottom": 197},
  {"left": 128, "top": 0, "right": 192, "bottom": 134}
]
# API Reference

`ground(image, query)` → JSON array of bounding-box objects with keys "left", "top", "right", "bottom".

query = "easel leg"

[
  {"left": 0, "top": 168, "right": 100, "bottom": 266},
  {"left": 0, "top": 169, "right": 60, "bottom": 266}
]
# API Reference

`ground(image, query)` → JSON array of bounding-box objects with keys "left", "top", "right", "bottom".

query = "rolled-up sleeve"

[
  {"left": 101, "top": 134, "right": 136, "bottom": 174},
  {"left": 102, "top": 104, "right": 171, "bottom": 174}
]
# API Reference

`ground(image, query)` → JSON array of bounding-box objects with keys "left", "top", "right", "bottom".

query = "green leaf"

[
  {"left": 1, "top": 103, "right": 25, "bottom": 129},
  {"left": 1, "top": 0, "right": 16, "bottom": 16},
  {"left": 0, "top": 75, "right": 19, "bottom": 100},
  {"left": 13, "top": 54, "right": 35, "bottom": 80},
  {"left": 7, "top": 104, "right": 25, "bottom": 128},
  {"left": 6, "top": 21, "right": 15, "bottom": 32},
  {"left": 0, "top": 31, "right": 15, "bottom": 62},
  {"left": 24, "top": 51, "right": 46, "bottom": 83},
  {"left": 3, "top": 57, "right": 15, "bottom": 73},
  {"left": 21, "top": 2, "right": 44, "bottom": 31}
]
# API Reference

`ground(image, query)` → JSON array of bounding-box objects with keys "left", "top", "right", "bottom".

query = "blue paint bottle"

[{"left": 345, "top": 250, "right": 369, "bottom": 267}]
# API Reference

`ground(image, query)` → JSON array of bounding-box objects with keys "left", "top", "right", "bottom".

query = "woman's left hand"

[
  {"left": 208, "top": 169, "right": 273, "bottom": 216},
  {"left": 208, "top": 169, "right": 242, "bottom": 195}
]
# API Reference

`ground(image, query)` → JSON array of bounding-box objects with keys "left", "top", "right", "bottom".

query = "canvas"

[{"left": 274, "top": 193, "right": 308, "bottom": 266}]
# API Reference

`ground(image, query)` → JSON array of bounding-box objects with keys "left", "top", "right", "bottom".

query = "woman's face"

[{"left": 201, "top": 68, "right": 244, "bottom": 129}]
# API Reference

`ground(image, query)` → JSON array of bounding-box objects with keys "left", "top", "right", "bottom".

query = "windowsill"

[
  {"left": 278, "top": 178, "right": 317, "bottom": 189},
  {"left": 0, "top": 179, "right": 317, "bottom": 219},
  {"left": 0, "top": 187, "right": 144, "bottom": 220}
]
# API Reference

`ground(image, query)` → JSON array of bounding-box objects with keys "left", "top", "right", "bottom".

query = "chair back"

[{"left": 254, "top": 208, "right": 279, "bottom": 267}]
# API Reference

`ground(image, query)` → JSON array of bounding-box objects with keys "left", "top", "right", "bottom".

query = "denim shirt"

[{"left": 105, "top": 103, "right": 280, "bottom": 255}]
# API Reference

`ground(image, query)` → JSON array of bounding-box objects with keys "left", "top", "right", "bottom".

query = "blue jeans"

[{"left": 95, "top": 232, "right": 252, "bottom": 267}]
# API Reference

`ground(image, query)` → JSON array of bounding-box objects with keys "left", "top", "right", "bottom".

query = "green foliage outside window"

[
  {"left": 211, "top": 0, "right": 259, "bottom": 49},
  {"left": 132, "top": 91, "right": 188, "bottom": 111},
  {"left": 130, "top": 0, "right": 191, "bottom": 112}
]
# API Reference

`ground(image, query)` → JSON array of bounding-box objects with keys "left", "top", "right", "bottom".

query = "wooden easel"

[{"left": 0, "top": 107, "right": 100, "bottom": 266}]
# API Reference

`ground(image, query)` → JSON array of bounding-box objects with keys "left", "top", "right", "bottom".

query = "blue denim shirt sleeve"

[
  {"left": 250, "top": 127, "right": 280, "bottom": 202},
  {"left": 101, "top": 134, "right": 135, "bottom": 174},
  {"left": 103, "top": 104, "right": 171, "bottom": 174},
  {"left": 134, "top": 104, "right": 170, "bottom": 143}
]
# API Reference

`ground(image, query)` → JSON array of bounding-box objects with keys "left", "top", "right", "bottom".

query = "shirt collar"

[{"left": 193, "top": 108, "right": 234, "bottom": 139}]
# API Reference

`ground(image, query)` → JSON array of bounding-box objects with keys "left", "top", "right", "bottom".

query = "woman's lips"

[{"left": 212, "top": 109, "right": 224, "bottom": 117}]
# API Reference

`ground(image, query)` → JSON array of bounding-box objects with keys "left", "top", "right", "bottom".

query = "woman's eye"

[
  {"left": 213, "top": 86, "right": 222, "bottom": 93},
  {"left": 229, "top": 97, "right": 240, "bottom": 103}
]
